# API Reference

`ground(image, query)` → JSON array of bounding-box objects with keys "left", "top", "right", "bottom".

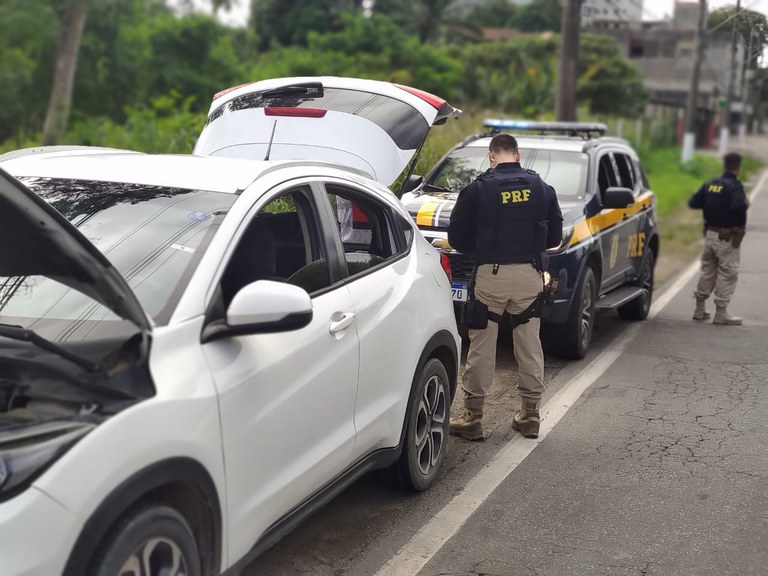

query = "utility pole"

[
  {"left": 738, "top": 29, "right": 754, "bottom": 144},
  {"left": 718, "top": 0, "right": 742, "bottom": 155},
  {"left": 682, "top": 0, "right": 708, "bottom": 163},
  {"left": 556, "top": 0, "right": 581, "bottom": 121}
]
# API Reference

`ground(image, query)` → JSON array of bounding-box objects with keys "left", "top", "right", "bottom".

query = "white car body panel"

[
  {"left": 196, "top": 109, "right": 415, "bottom": 186},
  {"left": 195, "top": 76, "right": 458, "bottom": 187},
  {"left": 203, "top": 284, "right": 359, "bottom": 562},
  {"left": 0, "top": 80, "right": 460, "bottom": 572}
]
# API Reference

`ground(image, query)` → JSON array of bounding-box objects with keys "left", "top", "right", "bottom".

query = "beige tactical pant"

[
  {"left": 461, "top": 263, "right": 545, "bottom": 412},
  {"left": 694, "top": 230, "right": 741, "bottom": 307}
]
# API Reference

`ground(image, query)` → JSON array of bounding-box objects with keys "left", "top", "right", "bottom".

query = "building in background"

[
  {"left": 587, "top": 0, "right": 746, "bottom": 147},
  {"left": 582, "top": 0, "right": 643, "bottom": 25}
]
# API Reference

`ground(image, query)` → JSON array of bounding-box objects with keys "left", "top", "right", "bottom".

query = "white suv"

[{"left": 0, "top": 78, "right": 460, "bottom": 576}]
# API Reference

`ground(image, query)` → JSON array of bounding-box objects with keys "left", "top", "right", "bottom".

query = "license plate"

[{"left": 451, "top": 283, "right": 469, "bottom": 302}]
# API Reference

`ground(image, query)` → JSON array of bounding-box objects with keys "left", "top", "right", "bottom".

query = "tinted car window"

[
  {"left": 427, "top": 147, "right": 589, "bottom": 201},
  {"left": 221, "top": 188, "right": 332, "bottom": 303},
  {"left": 614, "top": 153, "right": 637, "bottom": 192},
  {"left": 325, "top": 184, "right": 405, "bottom": 277},
  {"left": 1, "top": 178, "right": 234, "bottom": 339}
]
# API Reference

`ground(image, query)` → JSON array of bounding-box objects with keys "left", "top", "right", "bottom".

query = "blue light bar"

[{"left": 483, "top": 119, "right": 607, "bottom": 137}]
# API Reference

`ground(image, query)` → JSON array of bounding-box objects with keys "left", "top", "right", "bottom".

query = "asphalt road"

[{"left": 243, "top": 171, "right": 768, "bottom": 576}]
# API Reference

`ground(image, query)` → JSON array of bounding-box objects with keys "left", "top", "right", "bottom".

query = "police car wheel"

[
  {"left": 383, "top": 358, "right": 450, "bottom": 492},
  {"left": 88, "top": 504, "right": 201, "bottom": 576},
  {"left": 552, "top": 266, "right": 597, "bottom": 360},
  {"left": 618, "top": 251, "right": 655, "bottom": 321}
]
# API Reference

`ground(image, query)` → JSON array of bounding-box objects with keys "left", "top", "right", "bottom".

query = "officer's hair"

[
  {"left": 724, "top": 153, "right": 742, "bottom": 172},
  {"left": 489, "top": 134, "right": 519, "bottom": 155}
]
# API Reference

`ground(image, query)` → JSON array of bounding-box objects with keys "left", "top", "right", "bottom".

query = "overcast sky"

[{"left": 194, "top": 0, "right": 768, "bottom": 28}]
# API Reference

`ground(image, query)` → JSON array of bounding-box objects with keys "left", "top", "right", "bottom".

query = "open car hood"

[
  {"left": 194, "top": 76, "right": 461, "bottom": 186},
  {"left": 0, "top": 167, "right": 151, "bottom": 331}
]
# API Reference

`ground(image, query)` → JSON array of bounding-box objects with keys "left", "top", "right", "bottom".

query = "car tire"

[
  {"left": 88, "top": 504, "right": 201, "bottom": 576},
  {"left": 550, "top": 266, "right": 597, "bottom": 360},
  {"left": 618, "top": 250, "right": 655, "bottom": 321},
  {"left": 384, "top": 357, "right": 450, "bottom": 492}
]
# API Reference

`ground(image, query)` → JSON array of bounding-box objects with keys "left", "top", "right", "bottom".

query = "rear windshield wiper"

[{"left": 0, "top": 323, "right": 100, "bottom": 373}]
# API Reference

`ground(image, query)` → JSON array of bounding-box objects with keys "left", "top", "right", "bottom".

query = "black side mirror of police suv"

[
  {"left": 402, "top": 174, "right": 423, "bottom": 194},
  {"left": 603, "top": 187, "right": 635, "bottom": 209}
]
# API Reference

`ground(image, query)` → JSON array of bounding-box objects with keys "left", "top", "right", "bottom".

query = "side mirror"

[
  {"left": 603, "top": 187, "right": 635, "bottom": 209},
  {"left": 202, "top": 280, "right": 312, "bottom": 343},
  {"left": 401, "top": 174, "right": 423, "bottom": 194}
]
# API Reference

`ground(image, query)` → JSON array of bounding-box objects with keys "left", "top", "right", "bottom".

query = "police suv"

[{"left": 401, "top": 120, "right": 659, "bottom": 359}]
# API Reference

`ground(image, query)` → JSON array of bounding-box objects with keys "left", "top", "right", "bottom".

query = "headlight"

[
  {"left": 0, "top": 422, "right": 94, "bottom": 501},
  {"left": 546, "top": 225, "right": 574, "bottom": 254}
]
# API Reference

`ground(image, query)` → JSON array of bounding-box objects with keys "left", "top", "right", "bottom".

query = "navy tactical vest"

[
  {"left": 474, "top": 169, "right": 549, "bottom": 265},
  {"left": 702, "top": 175, "right": 743, "bottom": 228}
]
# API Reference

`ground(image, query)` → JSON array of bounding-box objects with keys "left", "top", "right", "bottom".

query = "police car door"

[
  {"left": 613, "top": 151, "right": 646, "bottom": 278},
  {"left": 596, "top": 151, "right": 634, "bottom": 290}
]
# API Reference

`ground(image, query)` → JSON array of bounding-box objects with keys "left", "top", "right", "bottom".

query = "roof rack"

[{"left": 483, "top": 119, "right": 607, "bottom": 139}]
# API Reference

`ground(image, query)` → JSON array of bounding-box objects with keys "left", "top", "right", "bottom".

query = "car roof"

[
  {"left": 461, "top": 135, "right": 630, "bottom": 154},
  {"left": 0, "top": 147, "right": 363, "bottom": 194}
]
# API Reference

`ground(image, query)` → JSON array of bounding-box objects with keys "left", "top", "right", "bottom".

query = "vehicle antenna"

[{"left": 264, "top": 120, "right": 277, "bottom": 161}]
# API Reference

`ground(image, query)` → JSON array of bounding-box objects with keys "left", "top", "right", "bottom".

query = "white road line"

[
  {"left": 749, "top": 169, "right": 768, "bottom": 202},
  {"left": 375, "top": 169, "right": 768, "bottom": 576}
]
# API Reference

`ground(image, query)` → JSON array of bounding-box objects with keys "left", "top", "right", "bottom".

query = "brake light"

[
  {"left": 264, "top": 107, "right": 327, "bottom": 118},
  {"left": 213, "top": 82, "right": 254, "bottom": 101},
  {"left": 440, "top": 252, "right": 452, "bottom": 282},
  {"left": 395, "top": 84, "right": 446, "bottom": 109}
]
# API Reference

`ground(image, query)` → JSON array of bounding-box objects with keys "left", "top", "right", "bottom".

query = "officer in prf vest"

[
  {"left": 689, "top": 152, "right": 749, "bottom": 325},
  {"left": 447, "top": 134, "right": 563, "bottom": 440}
]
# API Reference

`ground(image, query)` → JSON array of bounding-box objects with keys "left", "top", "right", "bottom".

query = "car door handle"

[{"left": 329, "top": 312, "right": 356, "bottom": 335}]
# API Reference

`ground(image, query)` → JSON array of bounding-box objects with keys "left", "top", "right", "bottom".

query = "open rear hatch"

[{"left": 194, "top": 76, "right": 461, "bottom": 186}]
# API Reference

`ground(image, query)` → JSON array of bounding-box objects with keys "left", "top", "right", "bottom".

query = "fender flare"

[{"left": 63, "top": 457, "right": 222, "bottom": 576}]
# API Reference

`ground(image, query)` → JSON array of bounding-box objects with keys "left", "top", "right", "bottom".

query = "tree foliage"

[
  {"left": 249, "top": 0, "right": 358, "bottom": 49},
  {"left": 373, "top": 0, "right": 469, "bottom": 43},
  {"left": 708, "top": 7, "right": 768, "bottom": 67},
  {"left": 0, "top": 0, "right": 650, "bottom": 150}
]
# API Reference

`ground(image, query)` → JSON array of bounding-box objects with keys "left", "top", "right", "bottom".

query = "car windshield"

[
  {"left": 427, "top": 147, "right": 589, "bottom": 201},
  {"left": 0, "top": 178, "right": 235, "bottom": 340}
]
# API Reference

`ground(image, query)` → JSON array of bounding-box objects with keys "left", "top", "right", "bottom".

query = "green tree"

[
  {"left": 708, "top": 6, "right": 768, "bottom": 63},
  {"left": 374, "top": 0, "right": 467, "bottom": 43},
  {"left": 247, "top": 13, "right": 464, "bottom": 98},
  {"left": 466, "top": 0, "right": 518, "bottom": 29},
  {"left": 0, "top": 0, "right": 58, "bottom": 144},
  {"left": 42, "top": 0, "right": 89, "bottom": 145},
  {"left": 249, "top": 0, "right": 358, "bottom": 49},
  {"left": 576, "top": 35, "right": 647, "bottom": 117},
  {"left": 515, "top": 0, "right": 561, "bottom": 32}
]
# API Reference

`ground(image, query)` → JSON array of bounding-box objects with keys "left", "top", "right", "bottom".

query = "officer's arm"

[
  {"left": 730, "top": 181, "right": 749, "bottom": 213},
  {"left": 545, "top": 186, "right": 564, "bottom": 249},
  {"left": 688, "top": 184, "right": 706, "bottom": 209},
  {"left": 448, "top": 183, "right": 478, "bottom": 253}
]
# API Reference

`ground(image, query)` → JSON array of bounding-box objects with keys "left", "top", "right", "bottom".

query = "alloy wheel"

[
  {"left": 414, "top": 374, "right": 447, "bottom": 476},
  {"left": 579, "top": 274, "right": 596, "bottom": 351},
  {"left": 118, "top": 536, "right": 190, "bottom": 576}
]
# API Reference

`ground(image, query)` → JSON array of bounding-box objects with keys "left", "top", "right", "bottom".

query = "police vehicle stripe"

[
  {"left": 416, "top": 201, "right": 440, "bottom": 227},
  {"left": 568, "top": 192, "right": 654, "bottom": 248}
]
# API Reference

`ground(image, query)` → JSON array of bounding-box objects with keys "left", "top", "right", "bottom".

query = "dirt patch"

[{"left": 656, "top": 207, "right": 704, "bottom": 288}]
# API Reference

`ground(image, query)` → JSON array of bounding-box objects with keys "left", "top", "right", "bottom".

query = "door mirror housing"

[
  {"left": 401, "top": 174, "right": 423, "bottom": 194},
  {"left": 203, "top": 280, "right": 313, "bottom": 343},
  {"left": 603, "top": 187, "right": 635, "bottom": 209}
]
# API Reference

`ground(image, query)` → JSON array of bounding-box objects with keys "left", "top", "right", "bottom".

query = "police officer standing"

[
  {"left": 447, "top": 134, "right": 563, "bottom": 440},
  {"left": 689, "top": 152, "right": 749, "bottom": 325}
]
